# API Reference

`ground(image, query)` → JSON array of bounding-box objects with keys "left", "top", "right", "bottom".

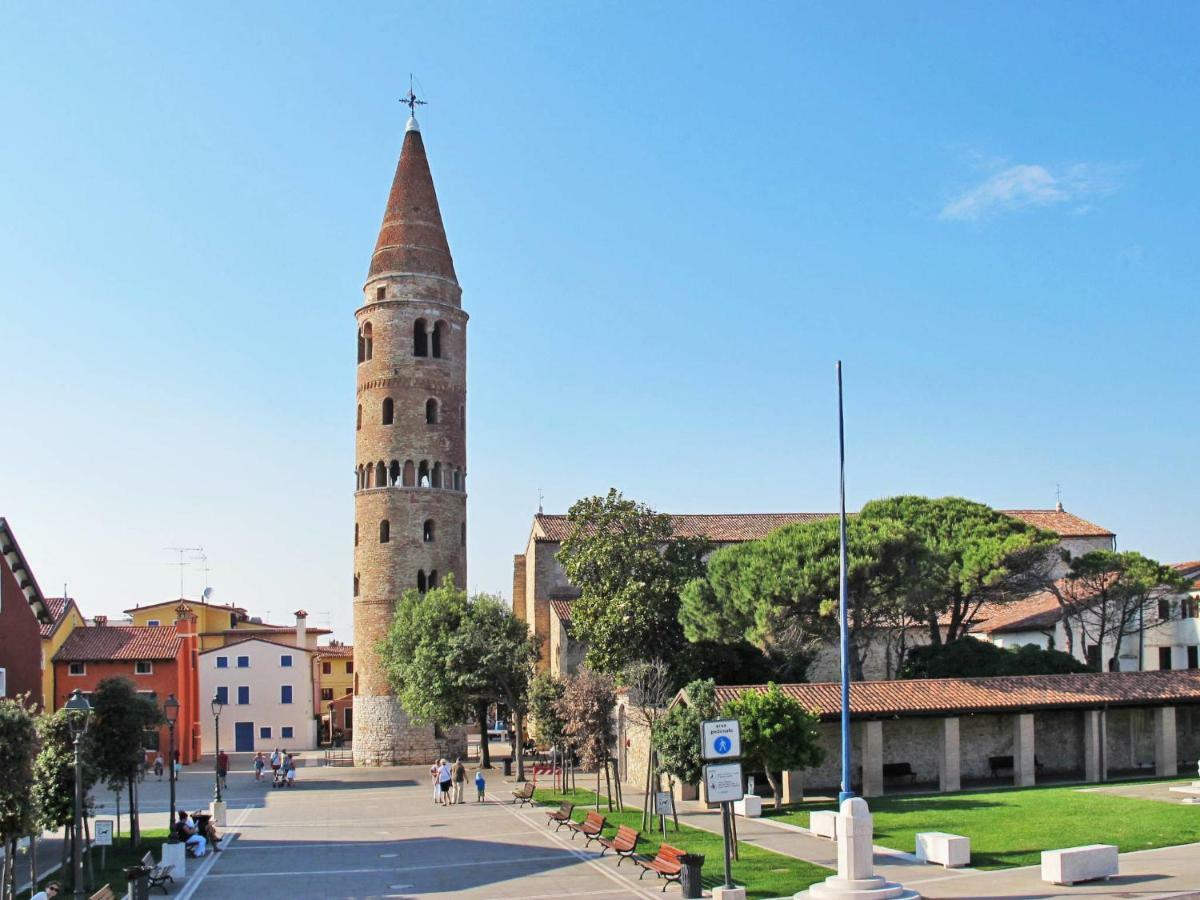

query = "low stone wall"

[{"left": 352, "top": 695, "right": 466, "bottom": 765}]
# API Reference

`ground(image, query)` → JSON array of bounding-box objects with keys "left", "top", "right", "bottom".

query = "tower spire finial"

[{"left": 401, "top": 75, "right": 426, "bottom": 130}]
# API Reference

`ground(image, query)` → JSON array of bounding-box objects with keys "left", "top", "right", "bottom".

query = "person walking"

[
  {"left": 437, "top": 758, "right": 453, "bottom": 806},
  {"left": 253, "top": 751, "right": 265, "bottom": 781},
  {"left": 173, "top": 757, "right": 182, "bottom": 781},
  {"left": 284, "top": 753, "right": 297, "bottom": 787},
  {"left": 217, "top": 749, "right": 230, "bottom": 791},
  {"left": 153, "top": 753, "right": 164, "bottom": 781},
  {"left": 430, "top": 759, "right": 440, "bottom": 804},
  {"left": 452, "top": 757, "right": 466, "bottom": 805},
  {"left": 270, "top": 747, "right": 281, "bottom": 781},
  {"left": 474, "top": 766, "right": 486, "bottom": 802}
]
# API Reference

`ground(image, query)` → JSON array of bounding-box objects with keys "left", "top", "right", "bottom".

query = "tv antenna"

[
  {"left": 537, "top": 488, "right": 544, "bottom": 515},
  {"left": 164, "top": 547, "right": 203, "bottom": 598},
  {"left": 192, "top": 550, "right": 212, "bottom": 593}
]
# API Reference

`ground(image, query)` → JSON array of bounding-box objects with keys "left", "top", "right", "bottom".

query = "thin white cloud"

[{"left": 940, "top": 161, "right": 1123, "bottom": 222}]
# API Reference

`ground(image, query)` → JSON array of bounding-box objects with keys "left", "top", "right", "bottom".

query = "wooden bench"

[
  {"left": 545, "top": 800, "right": 575, "bottom": 830},
  {"left": 143, "top": 849, "right": 176, "bottom": 894},
  {"left": 512, "top": 782, "right": 535, "bottom": 806},
  {"left": 634, "top": 843, "right": 685, "bottom": 891},
  {"left": 1042, "top": 844, "right": 1118, "bottom": 885},
  {"left": 565, "top": 810, "right": 607, "bottom": 846},
  {"left": 89, "top": 887, "right": 115, "bottom": 900},
  {"left": 883, "top": 762, "right": 917, "bottom": 784},
  {"left": 597, "top": 824, "right": 640, "bottom": 865}
]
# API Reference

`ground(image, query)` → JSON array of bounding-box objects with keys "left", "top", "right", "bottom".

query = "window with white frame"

[
  {"left": 216, "top": 656, "right": 228, "bottom": 669},
  {"left": 237, "top": 656, "right": 249, "bottom": 668},
  {"left": 69, "top": 662, "right": 86, "bottom": 676},
  {"left": 280, "top": 655, "right": 293, "bottom": 668},
  {"left": 135, "top": 661, "right": 153, "bottom": 675},
  {"left": 281, "top": 726, "right": 293, "bottom": 739},
  {"left": 147, "top": 619, "right": 160, "bottom": 627}
]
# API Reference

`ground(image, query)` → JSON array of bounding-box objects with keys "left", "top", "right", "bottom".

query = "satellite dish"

[{"left": 202, "top": 587, "right": 214, "bottom": 601}]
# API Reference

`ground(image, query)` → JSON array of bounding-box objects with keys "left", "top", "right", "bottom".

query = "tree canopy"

[
  {"left": 0, "top": 697, "right": 38, "bottom": 891},
  {"left": 33, "top": 708, "right": 98, "bottom": 833},
  {"left": 653, "top": 679, "right": 719, "bottom": 787},
  {"left": 556, "top": 489, "right": 709, "bottom": 674},
  {"left": 723, "top": 684, "right": 824, "bottom": 809},
  {"left": 900, "top": 636, "right": 1089, "bottom": 679}
]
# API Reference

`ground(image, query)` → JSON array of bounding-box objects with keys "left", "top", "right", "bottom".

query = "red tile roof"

[
  {"left": 550, "top": 600, "right": 573, "bottom": 623},
  {"left": 316, "top": 644, "right": 355, "bottom": 659},
  {"left": 533, "top": 509, "right": 1112, "bottom": 544},
  {"left": 53, "top": 625, "right": 182, "bottom": 662},
  {"left": 704, "top": 670, "right": 1200, "bottom": 719},
  {"left": 39, "top": 596, "right": 78, "bottom": 638},
  {"left": 968, "top": 590, "right": 1064, "bottom": 634}
]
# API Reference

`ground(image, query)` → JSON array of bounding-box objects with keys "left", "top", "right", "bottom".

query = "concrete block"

[
  {"left": 915, "top": 832, "right": 970, "bottom": 868},
  {"left": 209, "top": 799, "right": 226, "bottom": 827},
  {"left": 809, "top": 809, "right": 837, "bottom": 839},
  {"left": 1041, "top": 844, "right": 1118, "bottom": 885},
  {"left": 160, "top": 839, "right": 187, "bottom": 874},
  {"left": 713, "top": 887, "right": 746, "bottom": 900},
  {"left": 734, "top": 794, "right": 762, "bottom": 818}
]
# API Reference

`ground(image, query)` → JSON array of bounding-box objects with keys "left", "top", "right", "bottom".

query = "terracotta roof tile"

[
  {"left": 533, "top": 509, "right": 1112, "bottom": 544},
  {"left": 706, "top": 670, "right": 1200, "bottom": 719},
  {"left": 550, "top": 600, "right": 573, "bottom": 623},
  {"left": 969, "top": 590, "right": 1064, "bottom": 634},
  {"left": 39, "top": 596, "right": 76, "bottom": 638},
  {"left": 316, "top": 644, "right": 355, "bottom": 659},
  {"left": 53, "top": 625, "right": 181, "bottom": 662}
]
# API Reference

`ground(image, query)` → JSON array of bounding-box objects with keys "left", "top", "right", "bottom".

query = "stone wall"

[{"left": 353, "top": 694, "right": 466, "bottom": 766}]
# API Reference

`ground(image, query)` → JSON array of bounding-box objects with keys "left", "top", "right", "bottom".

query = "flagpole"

[{"left": 837, "top": 361, "right": 854, "bottom": 803}]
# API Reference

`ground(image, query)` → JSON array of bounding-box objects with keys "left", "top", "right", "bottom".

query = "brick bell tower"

[{"left": 353, "top": 104, "right": 468, "bottom": 765}]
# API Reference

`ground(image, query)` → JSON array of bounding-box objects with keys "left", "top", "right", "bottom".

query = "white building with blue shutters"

[{"left": 199, "top": 637, "right": 317, "bottom": 753}]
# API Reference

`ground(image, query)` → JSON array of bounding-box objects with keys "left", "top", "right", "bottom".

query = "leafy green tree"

[
  {"left": 380, "top": 579, "right": 540, "bottom": 776},
  {"left": 1052, "top": 550, "right": 1189, "bottom": 668},
  {"left": 680, "top": 515, "right": 921, "bottom": 679},
  {"left": 528, "top": 673, "right": 566, "bottom": 748},
  {"left": 723, "top": 684, "right": 824, "bottom": 809},
  {"left": 899, "top": 636, "right": 1089, "bottom": 679},
  {"left": 85, "top": 678, "right": 162, "bottom": 848},
  {"left": 859, "top": 496, "right": 1059, "bottom": 645},
  {"left": 32, "top": 707, "right": 98, "bottom": 884},
  {"left": 0, "top": 697, "right": 38, "bottom": 899},
  {"left": 556, "top": 489, "right": 709, "bottom": 674},
  {"left": 653, "top": 679, "right": 718, "bottom": 788}
]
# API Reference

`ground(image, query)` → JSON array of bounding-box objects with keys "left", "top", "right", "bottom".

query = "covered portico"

[{"left": 700, "top": 670, "right": 1200, "bottom": 798}]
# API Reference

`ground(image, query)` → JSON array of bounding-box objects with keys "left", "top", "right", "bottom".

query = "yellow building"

[
  {"left": 316, "top": 642, "right": 354, "bottom": 741},
  {"left": 125, "top": 599, "right": 330, "bottom": 652},
  {"left": 40, "top": 597, "right": 85, "bottom": 711}
]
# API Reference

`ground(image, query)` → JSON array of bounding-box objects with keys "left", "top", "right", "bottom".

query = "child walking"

[{"left": 474, "top": 766, "right": 486, "bottom": 802}]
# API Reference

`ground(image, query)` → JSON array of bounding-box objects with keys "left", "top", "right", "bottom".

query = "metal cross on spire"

[{"left": 401, "top": 75, "right": 426, "bottom": 117}]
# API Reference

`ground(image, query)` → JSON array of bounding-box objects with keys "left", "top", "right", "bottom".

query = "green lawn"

[
  {"left": 766, "top": 782, "right": 1200, "bottom": 869},
  {"left": 21, "top": 829, "right": 171, "bottom": 900},
  {"left": 531, "top": 787, "right": 828, "bottom": 898}
]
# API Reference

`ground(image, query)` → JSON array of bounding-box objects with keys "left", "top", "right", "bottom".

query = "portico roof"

[{"left": 691, "top": 670, "right": 1200, "bottom": 720}]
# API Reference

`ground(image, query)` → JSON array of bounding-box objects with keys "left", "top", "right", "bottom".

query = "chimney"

[
  {"left": 93, "top": 615, "right": 107, "bottom": 627},
  {"left": 294, "top": 609, "right": 308, "bottom": 648}
]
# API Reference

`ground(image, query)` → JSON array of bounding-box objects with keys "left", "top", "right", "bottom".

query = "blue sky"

[{"left": 2, "top": 3, "right": 1196, "bottom": 642}]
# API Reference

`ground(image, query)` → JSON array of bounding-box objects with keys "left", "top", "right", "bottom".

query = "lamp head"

[
  {"left": 211, "top": 692, "right": 224, "bottom": 718},
  {"left": 164, "top": 693, "right": 180, "bottom": 725},
  {"left": 65, "top": 689, "right": 92, "bottom": 738}
]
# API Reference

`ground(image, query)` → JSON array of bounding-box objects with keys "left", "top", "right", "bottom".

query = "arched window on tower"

[
  {"left": 379, "top": 519, "right": 390, "bottom": 543},
  {"left": 356, "top": 405, "right": 362, "bottom": 431},
  {"left": 364, "top": 465, "right": 372, "bottom": 489},
  {"left": 382, "top": 397, "right": 394, "bottom": 425},
  {"left": 452, "top": 468, "right": 461, "bottom": 491},
  {"left": 389, "top": 460, "right": 400, "bottom": 486},
  {"left": 432, "top": 320, "right": 446, "bottom": 358},
  {"left": 375, "top": 461, "right": 386, "bottom": 487},
  {"left": 376, "top": 285, "right": 385, "bottom": 301},
  {"left": 417, "top": 460, "right": 430, "bottom": 488},
  {"left": 354, "top": 522, "right": 359, "bottom": 547},
  {"left": 425, "top": 398, "right": 438, "bottom": 425},
  {"left": 362, "top": 322, "right": 373, "bottom": 361},
  {"left": 403, "top": 460, "right": 415, "bottom": 487},
  {"left": 423, "top": 519, "right": 435, "bottom": 543},
  {"left": 417, "top": 570, "right": 427, "bottom": 593},
  {"left": 353, "top": 573, "right": 360, "bottom": 597},
  {"left": 413, "top": 318, "right": 428, "bottom": 357},
  {"left": 432, "top": 462, "right": 442, "bottom": 488},
  {"left": 429, "top": 569, "right": 439, "bottom": 588}
]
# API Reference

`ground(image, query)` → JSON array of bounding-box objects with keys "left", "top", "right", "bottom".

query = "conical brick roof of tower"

[{"left": 369, "top": 116, "right": 458, "bottom": 283}]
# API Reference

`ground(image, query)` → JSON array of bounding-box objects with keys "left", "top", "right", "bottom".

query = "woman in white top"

[{"left": 437, "top": 760, "right": 453, "bottom": 806}]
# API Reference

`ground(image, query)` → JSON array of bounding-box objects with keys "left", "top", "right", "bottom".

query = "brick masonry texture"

[{"left": 353, "top": 122, "right": 469, "bottom": 765}]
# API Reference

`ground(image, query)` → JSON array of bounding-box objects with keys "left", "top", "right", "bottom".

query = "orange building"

[{"left": 52, "top": 611, "right": 201, "bottom": 763}]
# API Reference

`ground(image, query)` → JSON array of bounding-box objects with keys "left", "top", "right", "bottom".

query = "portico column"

[
  {"left": 1013, "top": 713, "right": 1036, "bottom": 787},
  {"left": 939, "top": 717, "right": 961, "bottom": 793},
  {"left": 782, "top": 769, "right": 804, "bottom": 805},
  {"left": 1154, "top": 706, "right": 1178, "bottom": 777},
  {"left": 861, "top": 720, "right": 884, "bottom": 798},
  {"left": 1084, "top": 710, "right": 1106, "bottom": 783}
]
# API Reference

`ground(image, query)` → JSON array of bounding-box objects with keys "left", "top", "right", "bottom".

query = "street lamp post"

[
  {"left": 211, "top": 693, "right": 224, "bottom": 803},
  {"left": 163, "top": 695, "right": 180, "bottom": 842},
  {"left": 65, "top": 689, "right": 93, "bottom": 900}
]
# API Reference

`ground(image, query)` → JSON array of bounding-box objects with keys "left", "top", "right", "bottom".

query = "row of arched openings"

[
  {"left": 353, "top": 570, "right": 442, "bottom": 597},
  {"left": 357, "top": 319, "right": 449, "bottom": 364},
  {"left": 355, "top": 520, "right": 466, "bottom": 548},
  {"left": 358, "top": 397, "right": 448, "bottom": 429},
  {"left": 356, "top": 460, "right": 464, "bottom": 491}
]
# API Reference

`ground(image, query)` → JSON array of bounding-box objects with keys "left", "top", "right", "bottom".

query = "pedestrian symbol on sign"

[{"left": 714, "top": 736, "right": 732, "bottom": 755}]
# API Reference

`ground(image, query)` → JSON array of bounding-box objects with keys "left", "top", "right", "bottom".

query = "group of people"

[
  {"left": 151, "top": 749, "right": 182, "bottom": 782},
  {"left": 254, "top": 748, "right": 297, "bottom": 786},
  {"left": 430, "top": 757, "right": 485, "bottom": 805},
  {"left": 174, "top": 809, "right": 223, "bottom": 857}
]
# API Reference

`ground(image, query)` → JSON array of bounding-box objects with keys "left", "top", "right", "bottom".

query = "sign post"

[
  {"left": 94, "top": 819, "right": 113, "bottom": 871},
  {"left": 701, "top": 718, "right": 744, "bottom": 897}
]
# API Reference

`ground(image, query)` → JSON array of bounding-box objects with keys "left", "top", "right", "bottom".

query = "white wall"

[{"left": 199, "top": 640, "right": 317, "bottom": 753}]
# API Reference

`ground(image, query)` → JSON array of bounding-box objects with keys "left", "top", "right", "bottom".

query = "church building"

[{"left": 352, "top": 102, "right": 468, "bottom": 765}]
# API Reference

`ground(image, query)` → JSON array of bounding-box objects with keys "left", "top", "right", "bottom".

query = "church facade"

[{"left": 352, "top": 110, "right": 468, "bottom": 765}]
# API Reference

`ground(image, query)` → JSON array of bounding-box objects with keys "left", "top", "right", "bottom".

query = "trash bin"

[
  {"left": 678, "top": 853, "right": 705, "bottom": 899},
  {"left": 124, "top": 864, "right": 152, "bottom": 900},
  {"left": 503, "top": 757, "right": 513, "bottom": 777}
]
